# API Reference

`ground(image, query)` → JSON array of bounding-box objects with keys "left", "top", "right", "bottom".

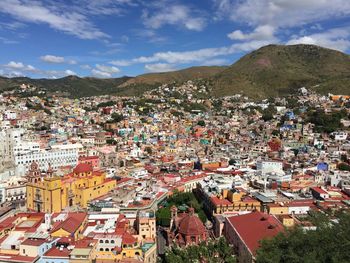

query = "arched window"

[
  {"left": 99, "top": 240, "right": 103, "bottom": 243},
  {"left": 110, "top": 240, "right": 115, "bottom": 244},
  {"left": 105, "top": 248, "right": 109, "bottom": 252},
  {"left": 105, "top": 240, "right": 109, "bottom": 244},
  {"left": 99, "top": 248, "right": 103, "bottom": 251}
]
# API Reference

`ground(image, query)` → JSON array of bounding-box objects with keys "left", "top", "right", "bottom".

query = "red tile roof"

[
  {"left": 311, "top": 187, "right": 328, "bottom": 194},
  {"left": 74, "top": 237, "right": 96, "bottom": 248},
  {"left": 211, "top": 196, "right": 232, "bottom": 206},
  {"left": 73, "top": 163, "right": 93, "bottom": 173},
  {"left": 79, "top": 156, "right": 99, "bottom": 161},
  {"left": 178, "top": 210, "right": 206, "bottom": 237},
  {"left": 21, "top": 238, "right": 46, "bottom": 246},
  {"left": 51, "top": 212, "right": 86, "bottom": 235},
  {"left": 227, "top": 211, "right": 284, "bottom": 255},
  {"left": 122, "top": 232, "right": 137, "bottom": 245},
  {"left": 43, "top": 247, "right": 70, "bottom": 258},
  {"left": 0, "top": 254, "right": 37, "bottom": 263}
]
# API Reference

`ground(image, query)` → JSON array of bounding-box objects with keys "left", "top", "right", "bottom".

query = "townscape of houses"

[{"left": 0, "top": 82, "right": 350, "bottom": 262}]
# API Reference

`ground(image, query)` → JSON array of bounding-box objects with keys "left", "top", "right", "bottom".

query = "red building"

[
  {"left": 169, "top": 206, "right": 207, "bottom": 246},
  {"left": 78, "top": 156, "right": 100, "bottom": 170},
  {"left": 224, "top": 211, "right": 284, "bottom": 263}
]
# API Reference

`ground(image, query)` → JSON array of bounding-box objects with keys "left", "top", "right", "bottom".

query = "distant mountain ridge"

[
  {"left": 212, "top": 44, "right": 350, "bottom": 98},
  {"left": 1, "top": 44, "right": 349, "bottom": 98},
  {"left": 119, "top": 66, "right": 226, "bottom": 87}
]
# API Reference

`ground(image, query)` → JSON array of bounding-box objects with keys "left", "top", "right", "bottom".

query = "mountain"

[
  {"left": 0, "top": 66, "right": 225, "bottom": 98},
  {"left": 0, "top": 75, "right": 132, "bottom": 97},
  {"left": 1, "top": 44, "right": 349, "bottom": 98},
  {"left": 120, "top": 66, "right": 226, "bottom": 87},
  {"left": 212, "top": 44, "right": 350, "bottom": 98}
]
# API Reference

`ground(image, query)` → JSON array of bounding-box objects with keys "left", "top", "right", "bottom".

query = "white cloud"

[
  {"left": 0, "top": 36, "right": 19, "bottom": 44},
  {"left": 214, "top": 0, "right": 350, "bottom": 29},
  {"left": 109, "top": 59, "right": 133, "bottom": 67},
  {"left": 95, "top": 64, "right": 120, "bottom": 74},
  {"left": 91, "top": 64, "right": 120, "bottom": 78},
  {"left": 110, "top": 39, "right": 272, "bottom": 67},
  {"left": 142, "top": 4, "right": 206, "bottom": 31},
  {"left": 73, "top": 0, "right": 138, "bottom": 16},
  {"left": 287, "top": 27, "right": 350, "bottom": 52},
  {"left": 40, "top": 55, "right": 64, "bottom": 63},
  {"left": 133, "top": 29, "right": 167, "bottom": 43},
  {"left": 91, "top": 69, "right": 112, "bottom": 78},
  {"left": 6, "top": 71, "right": 25, "bottom": 77},
  {"left": 26, "top": 65, "right": 37, "bottom": 71},
  {"left": 228, "top": 25, "right": 276, "bottom": 41},
  {"left": 64, "top": 69, "right": 76, "bottom": 76},
  {"left": 2, "top": 61, "right": 80, "bottom": 78},
  {"left": 40, "top": 55, "right": 76, "bottom": 64},
  {"left": 0, "top": 0, "right": 109, "bottom": 39},
  {"left": 6, "top": 61, "right": 24, "bottom": 69},
  {"left": 80, "top": 64, "right": 92, "bottom": 70},
  {"left": 145, "top": 63, "right": 176, "bottom": 73},
  {"left": 5, "top": 61, "right": 39, "bottom": 72},
  {"left": 219, "top": 1, "right": 350, "bottom": 52}
]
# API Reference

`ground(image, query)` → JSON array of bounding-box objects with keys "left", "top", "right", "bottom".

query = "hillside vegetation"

[
  {"left": 212, "top": 44, "right": 350, "bottom": 98},
  {"left": 1, "top": 44, "right": 349, "bottom": 98}
]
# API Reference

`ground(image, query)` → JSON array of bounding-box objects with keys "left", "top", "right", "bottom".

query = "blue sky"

[{"left": 0, "top": 0, "right": 349, "bottom": 78}]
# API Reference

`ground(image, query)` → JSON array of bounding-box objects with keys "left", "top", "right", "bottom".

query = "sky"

[{"left": 0, "top": 0, "right": 349, "bottom": 79}]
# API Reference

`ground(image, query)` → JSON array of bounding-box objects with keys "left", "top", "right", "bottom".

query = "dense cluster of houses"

[{"left": 0, "top": 83, "right": 350, "bottom": 262}]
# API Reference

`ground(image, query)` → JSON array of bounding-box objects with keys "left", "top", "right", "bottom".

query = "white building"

[
  {"left": 15, "top": 143, "right": 82, "bottom": 171},
  {"left": 0, "top": 176, "right": 26, "bottom": 208},
  {"left": 3, "top": 110, "right": 17, "bottom": 120},
  {"left": 257, "top": 160, "right": 284, "bottom": 176},
  {"left": 1, "top": 128, "right": 82, "bottom": 172},
  {"left": 331, "top": 131, "right": 348, "bottom": 141}
]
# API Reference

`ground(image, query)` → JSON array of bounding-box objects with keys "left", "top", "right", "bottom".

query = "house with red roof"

[
  {"left": 224, "top": 211, "right": 284, "bottom": 263},
  {"left": 40, "top": 237, "right": 74, "bottom": 263},
  {"left": 19, "top": 237, "right": 58, "bottom": 258},
  {"left": 311, "top": 187, "right": 330, "bottom": 200},
  {"left": 50, "top": 212, "right": 87, "bottom": 240}
]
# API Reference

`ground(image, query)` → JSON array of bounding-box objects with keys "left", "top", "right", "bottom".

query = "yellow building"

[
  {"left": 136, "top": 211, "right": 156, "bottom": 240},
  {"left": 278, "top": 215, "right": 295, "bottom": 227},
  {"left": 267, "top": 203, "right": 289, "bottom": 215},
  {"left": 208, "top": 189, "right": 261, "bottom": 215},
  {"left": 50, "top": 212, "right": 88, "bottom": 240},
  {"left": 26, "top": 162, "right": 116, "bottom": 213}
]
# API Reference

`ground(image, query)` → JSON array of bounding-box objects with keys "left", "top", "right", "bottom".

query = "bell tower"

[{"left": 27, "top": 162, "right": 41, "bottom": 184}]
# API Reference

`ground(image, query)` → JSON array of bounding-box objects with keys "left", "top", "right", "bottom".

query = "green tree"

[
  {"left": 164, "top": 238, "right": 236, "bottom": 263},
  {"left": 261, "top": 106, "right": 276, "bottom": 122},
  {"left": 338, "top": 163, "right": 350, "bottom": 171},
  {"left": 197, "top": 120, "right": 206, "bottom": 127},
  {"left": 256, "top": 211, "right": 350, "bottom": 263}
]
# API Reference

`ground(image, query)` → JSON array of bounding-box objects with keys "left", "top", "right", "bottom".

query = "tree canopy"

[
  {"left": 256, "top": 211, "right": 350, "bottom": 263},
  {"left": 163, "top": 237, "right": 236, "bottom": 263},
  {"left": 156, "top": 191, "right": 207, "bottom": 227},
  {"left": 307, "top": 109, "right": 346, "bottom": 133}
]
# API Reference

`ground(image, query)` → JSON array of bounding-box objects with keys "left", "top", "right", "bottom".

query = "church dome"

[{"left": 178, "top": 208, "right": 205, "bottom": 236}]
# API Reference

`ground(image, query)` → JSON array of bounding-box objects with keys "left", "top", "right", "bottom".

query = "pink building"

[{"left": 78, "top": 156, "right": 100, "bottom": 170}]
